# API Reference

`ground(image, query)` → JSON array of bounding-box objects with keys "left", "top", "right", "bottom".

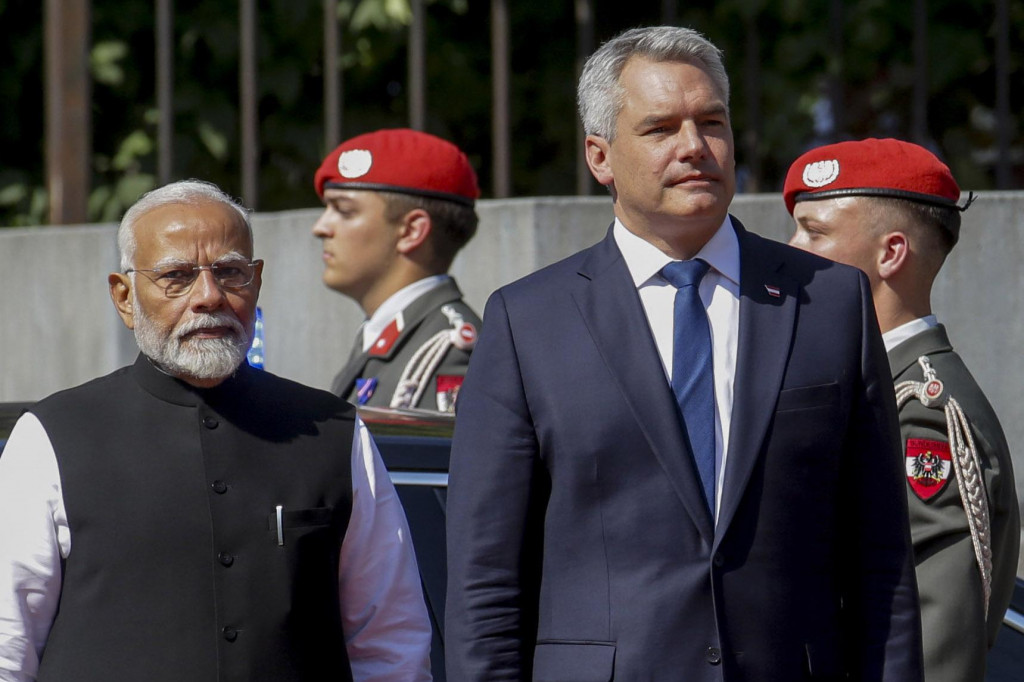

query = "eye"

[
  {"left": 156, "top": 267, "right": 193, "bottom": 282},
  {"left": 214, "top": 263, "right": 245, "bottom": 278}
]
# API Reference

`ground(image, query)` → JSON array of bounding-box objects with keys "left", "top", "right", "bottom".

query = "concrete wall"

[{"left": 2, "top": 193, "right": 1022, "bottom": 522}]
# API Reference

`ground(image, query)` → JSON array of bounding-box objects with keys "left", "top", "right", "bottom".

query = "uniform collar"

[
  {"left": 362, "top": 275, "right": 451, "bottom": 352},
  {"left": 882, "top": 315, "right": 938, "bottom": 353}
]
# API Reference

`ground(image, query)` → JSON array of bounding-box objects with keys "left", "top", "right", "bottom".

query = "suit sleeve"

[
  {"left": 840, "top": 273, "right": 924, "bottom": 681},
  {"left": 445, "top": 290, "right": 546, "bottom": 681}
]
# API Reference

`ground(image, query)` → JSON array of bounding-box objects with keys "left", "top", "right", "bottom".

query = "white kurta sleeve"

[
  {"left": 0, "top": 413, "right": 69, "bottom": 682},
  {"left": 338, "top": 416, "right": 432, "bottom": 681}
]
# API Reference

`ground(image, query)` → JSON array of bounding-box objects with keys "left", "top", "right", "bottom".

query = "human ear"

[
  {"left": 584, "top": 134, "right": 614, "bottom": 186},
  {"left": 396, "top": 209, "right": 432, "bottom": 255},
  {"left": 108, "top": 272, "right": 136, "bottom": 329},
  {"left": 878, "top": 232, "right": 909, "bottom": 280}
]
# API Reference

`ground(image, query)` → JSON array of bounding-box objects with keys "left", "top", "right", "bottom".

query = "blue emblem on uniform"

[{"left": 355, "top": 377, "right": 378, "bottom": 405}]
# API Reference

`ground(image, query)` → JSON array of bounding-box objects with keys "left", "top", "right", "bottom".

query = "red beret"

[
  {"left": 314, "top": 128, "right": 479, "bottom": 206},
  {"left": 783, "top": 138, "right": 961, "bottom": 215}
]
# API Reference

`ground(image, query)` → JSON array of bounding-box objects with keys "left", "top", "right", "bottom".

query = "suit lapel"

[
  {"left": 572, "top": 228, "right": 715, "bottom": 540},
  {"left": 714, "top": 223, "right": 799, "bottom": 543}
]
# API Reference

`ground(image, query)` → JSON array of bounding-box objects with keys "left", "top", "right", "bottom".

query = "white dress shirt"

[
  {"left": 0, "top": 413, "right": 432, "bottom": 682},
  {"left": 882, "top": 315, "right": 938, "bottom": 353},
  {"left": 361, "top": 275, "right": 451, "bottom": 352},
  {"left": 613, "top": 217, "right": 741, "bottom": 520}
]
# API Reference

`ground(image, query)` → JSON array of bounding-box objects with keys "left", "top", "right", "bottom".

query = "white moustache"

[{"left": 175, "top": 313, "right": 245, "bottom": 340}]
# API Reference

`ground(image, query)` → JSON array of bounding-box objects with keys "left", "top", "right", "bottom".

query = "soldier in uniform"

[
  {"left": 313, "top": 128, "right": 482, "bottom": 412},
  {"left": 785, "top": 138, "right": 1020, "bottom": 682}
]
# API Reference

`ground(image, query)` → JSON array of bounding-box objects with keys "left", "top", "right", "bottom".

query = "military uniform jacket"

[
  {"left": 29, "top": 355, "right": 357, "bottom": 682},
  {"left": 890, "top": 324, "right": 1020, "bottom": 682},
  {"left": 331, "top": 277, "right": 482, "bottom": 411}
]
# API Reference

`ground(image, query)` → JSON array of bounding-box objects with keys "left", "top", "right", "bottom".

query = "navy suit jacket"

[{"left": 445, "top": 220, "right": 923, "bottom": 682}]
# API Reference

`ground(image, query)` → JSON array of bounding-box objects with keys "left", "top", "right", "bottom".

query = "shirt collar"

[
  {"left": 363, "top": 275, "right": 451, "bottom": 351},
  {"left": 882, "top": 315, "right": 938, "bottom": 353},
  {"left": 613, "top": 216, "right": 740, "bottom": 288}
]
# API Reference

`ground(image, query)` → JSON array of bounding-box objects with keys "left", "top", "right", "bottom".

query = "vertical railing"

[
  {"left": 45, "top": 0, "right": 91, "bottom": 224},
  {"left": 491, "top": 0, "right": 511, "bottom": 198},
  {"left": 239, "top": 0, "right": 258, "bottom": 208},
  {"left": 409, "top": 0, "right": 426, "bottom": 131},
  {"left": 574, "top": 0, "right": 594, "bottom": 196},
  {"left": 323, "top": 0, "right": 342, "bottom": 151},
  {"left": 156, "top": 0, "right": 174, "bottom": 185}
]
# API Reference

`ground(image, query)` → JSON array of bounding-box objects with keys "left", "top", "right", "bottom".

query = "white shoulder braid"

[{"left": 895, "top": 355, "right": 993, "bottom": 617}]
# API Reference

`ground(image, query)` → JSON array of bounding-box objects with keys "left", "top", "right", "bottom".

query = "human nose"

[
  {"left": 312, "top": 209, "right": 333, "bottom": 237},
  {"left": 189, "top": 268, "right": 228, "bottom": 310},
  {"left": 673, "top": 122, "right": 706, "bottom": 162}
]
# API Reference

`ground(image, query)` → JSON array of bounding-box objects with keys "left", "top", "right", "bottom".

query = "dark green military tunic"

[
  {"left": 332, "top": 278, "right": 481, "bottom": 412},
  {"left": 890, "top": 324, "right": 1020, "bottom": 682}
]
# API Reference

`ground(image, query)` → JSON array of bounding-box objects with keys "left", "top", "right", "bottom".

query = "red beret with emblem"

[
  {"left": 783, "top": 138, "right": 962, "bottom": 215},
  {"left": 314, "top": 128, "right": 479, "bottom": 206}
]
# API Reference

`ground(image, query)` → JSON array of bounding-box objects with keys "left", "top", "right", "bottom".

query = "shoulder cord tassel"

[{"left": 895, "top": 355, "right": 992, "bottom": 618}]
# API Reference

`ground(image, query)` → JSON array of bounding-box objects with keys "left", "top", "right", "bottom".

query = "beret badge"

[
  {"left": 338, "top": 149, "right": 373, "bottom": 179},
  {"left": 802, "top": 159, "right": 840, "bottom": 188}
]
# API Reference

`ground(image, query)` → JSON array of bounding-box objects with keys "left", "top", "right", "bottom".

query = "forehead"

[
  {"left": 322, "top": 187, "right": 387, "bottom": 207},
  {"left": 618, "top": 57, "right": 725, "bottom": 110},
  {"left": 132, "top": 200, "right": 252, "bottom": 264},
  {"left": 794, "top": 196, "right": 873, "bottom": 230}
]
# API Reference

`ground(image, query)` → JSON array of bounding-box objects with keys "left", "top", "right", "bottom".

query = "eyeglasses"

[{"left": 126, "top": 259, "right": 262, "bottom": 297}]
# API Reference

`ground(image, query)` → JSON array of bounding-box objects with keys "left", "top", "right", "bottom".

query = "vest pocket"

[
  {"left": 532, "top": 641, "right": 615, "bottom": 682},
  {"left": 266, "top": 506, "right": 332, "bottom": 531}
]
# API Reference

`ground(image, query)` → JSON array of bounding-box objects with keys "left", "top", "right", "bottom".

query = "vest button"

[
  {"left": 706, "top": 647, "right": 722, "bottom": 665},
  {"left": 218, "top": 552, "right": 235, "bottom": 567},
  {"left": 203, "top": 416, "right": 219, "bottom": 429},
  {"left": 222, "top": 626, "right": 238, "bottom": 642},
  {"left": 211, "top": 480, "right": 228, "bottom": 494},
  {"left": 712, "top": 552, "right": 725, "bottom": 568}
]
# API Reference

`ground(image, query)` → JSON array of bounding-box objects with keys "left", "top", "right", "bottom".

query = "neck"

[
  {"left": 615, "top": 208, "right": 723, "bottom": 260},
  {"left": 872, "top": 283, "right": 932, "bottom": 334}
]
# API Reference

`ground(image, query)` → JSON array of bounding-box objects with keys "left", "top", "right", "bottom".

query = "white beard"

[{"left": 133, "top": 293, "right": 251, "bottom": 382}]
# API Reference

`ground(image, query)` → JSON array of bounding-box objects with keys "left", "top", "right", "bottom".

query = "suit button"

[
  {"left": 211, "top": 480, "right": 228, "bottom": 494},
  {"left": 712, "top": 553, "right": 725, "bottom": 568},
  {"left": 218, "top": 552, "right": 234, "bottom": 567},
  {"left": 706, "top": 647, "right": 722, "bottom": 665},
  {"left": 203, "top": 416, "right": 219, "bottom": 429},
  {"left": 222, "top": 626, "right": 238, "bottom": 642}
]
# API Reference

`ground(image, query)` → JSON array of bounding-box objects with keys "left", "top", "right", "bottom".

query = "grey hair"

[
  {"left": 577, "top": 26, "right": 730, "bottom": 141},
  {"left": 118, "top": 179, "right": 252, "bottom": 272}
]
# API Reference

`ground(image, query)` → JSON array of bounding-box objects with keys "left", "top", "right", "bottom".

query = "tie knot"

[{"left": 662, "top": 259, "right": 710, "bottom": 289}]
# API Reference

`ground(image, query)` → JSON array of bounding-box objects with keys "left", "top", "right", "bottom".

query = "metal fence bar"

[
  {"left": 323, "top": 0, "right": 341, "bottom": 151},
  {"left": 574, "top": 0, "right": 593, "bottom": 196},
  {"left": 156, "top": 0, "right": 174, "bottom": 185},
  {"left": 45, "top": 0, "right": 91, "bottom": 224},
  {"left": 491, "top": 0, "right": 510, "bottom": 198},
  {"left": 240, "top": 0, "right": 258, "bottom": 208},
  {"left": 409, "top": 0, "right": 426, "bottom": 131}
]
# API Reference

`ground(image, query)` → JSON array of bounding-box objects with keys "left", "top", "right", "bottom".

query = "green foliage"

[{"left": 1, "top": 0, "right": 1023, "bottom": 227}]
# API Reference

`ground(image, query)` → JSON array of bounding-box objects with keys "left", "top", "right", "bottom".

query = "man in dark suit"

[
  {"left": 445, "top": 26, "right": 923, "bottom": 681},
  {"left": 785, "top": 138, "right": 1020, "bottom": 682},
  {"left": 313, "top": 128, "right": 482, "bottom": 412}
]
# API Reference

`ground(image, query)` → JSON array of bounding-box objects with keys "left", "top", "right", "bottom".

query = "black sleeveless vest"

[{"left": 31, "top": 355, "right": 356, "bottom": 682}]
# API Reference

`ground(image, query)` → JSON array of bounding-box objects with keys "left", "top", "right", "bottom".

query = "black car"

[
  {"left": 364, "top": 406, "right": 1024, "bottom": 682},
  {"left": 2, "top": 402, "right": 1022, "bottom": 680}
]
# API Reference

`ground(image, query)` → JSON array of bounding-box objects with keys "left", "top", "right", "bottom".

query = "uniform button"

[
  {"left": 712, "top": 553, "right": 725, "bottom": 568},
  {"left": 218, "top": 552, "right": 235, "bottom": 567},
  {"left": 203, "top": 416, "right": 219, "bottom": 429},
  {"left": 211, "top": 480, "right": 228, "bottom": 494},
  {"left": 222, "top": 626, "right": 238, "bottom": 642},
  {"left": 706, "top": 647, "right": 722, "bottom": 665}
]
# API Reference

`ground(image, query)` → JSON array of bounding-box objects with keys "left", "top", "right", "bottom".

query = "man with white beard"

[{"left": 0, "top": 180, "right": 432, "bottom": 682}]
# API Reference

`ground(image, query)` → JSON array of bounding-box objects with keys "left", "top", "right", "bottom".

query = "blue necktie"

[{"left": 662, "top": 259, "right": 716, "bottom": 513}]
